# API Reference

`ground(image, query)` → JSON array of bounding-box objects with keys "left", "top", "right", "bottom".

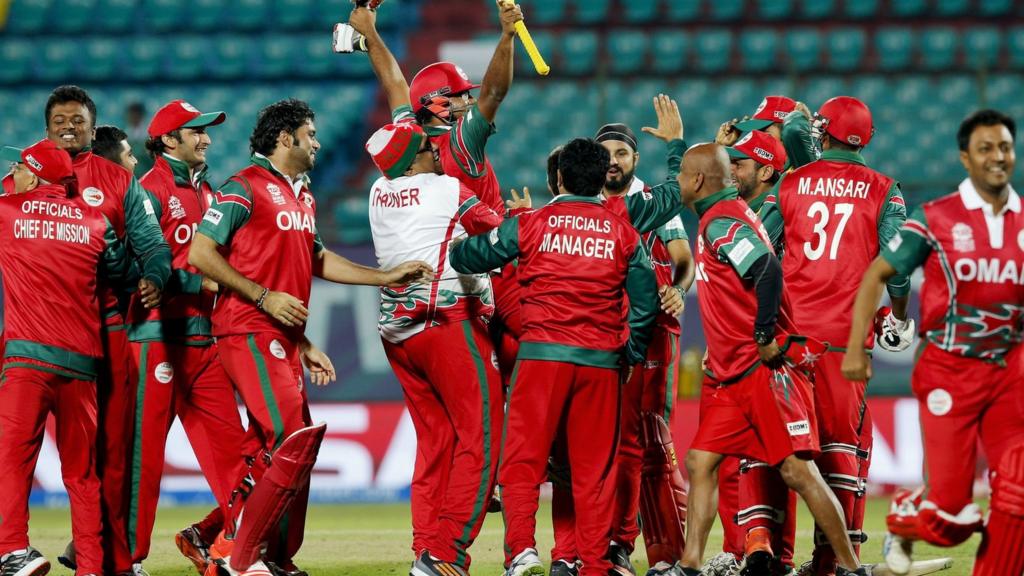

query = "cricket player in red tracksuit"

[
  {"left": 843, "top": 109, "right": 1024, "bottom": 576},
  {"left": 124, "top": 100, "right": 247, "bottom": 571},
  {"left": 365, "top": 121, "right": 511, "bottom": 573},
  {"left": 776, "top": 97, "right": 910, "bottom": 574},
  {"left": 0, "top": 139, "right": 128, "bottom": 576},
  {"left": 451, "top": 138, "right": 659, "bottom": 576},
  {"left": 45, "top": 85, "right": 172, "bottom": 576}
]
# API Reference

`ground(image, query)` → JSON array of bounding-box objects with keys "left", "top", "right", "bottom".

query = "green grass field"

[{"left": 27, "top": 499, "right": 979, "bottom": 575}]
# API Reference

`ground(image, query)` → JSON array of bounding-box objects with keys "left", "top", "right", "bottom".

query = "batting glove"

[
  {"left": 875, "top": 306, "right": 915, "bottom": 352},
  {"left": 333, "top": 23, "right": 368, "bottom": 53}
]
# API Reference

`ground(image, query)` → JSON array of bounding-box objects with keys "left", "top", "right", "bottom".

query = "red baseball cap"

[
  {"left": 727, "top": 130, "right": 788, "bottom": 173},
  {"left": 366, "top": 121, "right": 428, "bottom": 179},
  {"left": 735, "top": 95, "right": 797, "bottom": 132},
  {"left": 3, "top": 139, "right": 74, "bottom": 184},
  {"left": 148, "top": 99, "right": 226, "bottom": 138}
]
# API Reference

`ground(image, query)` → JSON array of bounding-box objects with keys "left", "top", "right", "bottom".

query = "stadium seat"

[
  {"left": 7, "top": 0, "right": 52, "bottom": 33},
  {"left": 294, "top": 35, "right": 336, "bottom": 79},
  {"left": 54, "top": 0, "right": 97, "bottom": 33},
  {"left": 785, "top": 28, "right": 822, "bottom": 71},
  {"left": 827, "top": 28, "right": 865, "bottom": 71},
  {"left": 890, "top": 0, "right": 926, "bottom": 16},
  {"left": 709, "top": 0, "right": 744, "bottom": 21},
  {"left": 757, "top": 0, "right": 795, "bottom": 20},
  {"left": 935, "top": 0, "right": 969, "bottom": 16},
  {"left": 800, "top": 0, "right": 835, "bottom": 20},
  {"left": 608, "top": 30, "right": 649, "bottom": 75},
  {"left": 666, "top": 0, "right": 701, "bottom": 22},
  {"left": 623, "top": 0, "right": 659, "bottom": 23},
  {"left": 228, "top": 0, "right": 270, "bottom": 31},
  {"left": 165, "top": 36, "right": 211, "bottom": 81},
  {"left": 559, "top": 31, "right": 599, "bottom": 75},
  {"left": 0, "top": 39, "right": 33, "bottom": 85},
  {"left": 651, "top": 31, "right": 689, "bottom": 74},
  {"left": 962, "top": 27, "right": 1001, "bottom": 69},
  {"left": 803, "top": 77, "right": 849, "bottom": 110},
  {"left": 140, "top": 0, "right": 184, "bottom": 32},
  {"left": 209, "top": 35, "right": 250, "bottom": 80},
  {"left": 919, "top": 27, "right": 959, "bottom": 71},
  {"left": 1009, "top": 27, "right": 1024, "bottom": 69},
  {"left": 738, "top": 29, "right": 779, "bottom": 72},
  {"left": 528, "top": 0, "right": 567, "bottom": 25},
  {"left": 190, "top": 0, "right": 225, "bottom": 31},
  {"left": 122, "top": 37, "right": 165, "bottom": 81},
  {"left": 979, "top": 0, "right": 1014, "bottom": 16},
  {"left": 255, "top": 35, "right": 297, "bottom": 79},
  {"left": 79, "top": 38, "right": 121, "bottom": 82},
  {"left": 843, "top": 0, "right": 878, "bottom": 18},
  {"left": 273, "top": 0, "right": 316, "bottom": 30},
  {"left": 95, "top": 0, "right": 137, "bottom": 33},
  {"left": 694, "top": 29, "right": 733, "bottom": 73},
  {"left": 35, "top": 41, "right": 78, "bottom": 83},
  {"left": 875, "top": 27, "right": 914, "bottom": 71},
  {"left": 573, "top": 0, "right": 611, "bottom": 24}
]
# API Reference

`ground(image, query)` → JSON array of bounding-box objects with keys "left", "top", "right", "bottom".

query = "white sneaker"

[
  {"left": 132, "top": 562, "right": 150, "bottom": 576},
  {"left": 702, "top": 552, "right": 740, "bottom": 576},
  {"left": 882, "top": 533, "right": 913, "bottom": 576},
  {"left": 506, "top": 548, "right": 545, "bottom": 576}
]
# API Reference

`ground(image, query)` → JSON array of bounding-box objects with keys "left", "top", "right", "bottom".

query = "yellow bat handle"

[{"left": 512, "top": 19, "right": 550, "bottom": 76}]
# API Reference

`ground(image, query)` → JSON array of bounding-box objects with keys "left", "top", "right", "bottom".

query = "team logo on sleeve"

[
  {"left": 888, "top": 234, "right": 903, "bottom": 252},
  {"left": 269, "top": 339, "right": 287, "bottom": 359},
  {"left": 83, "top": 187, "right": 104, "bottom": 207},
  {"left": 267, "top": 184, "right": 286, "bottom": 206},
  {"left": 786, "top": 420, "right": 811, "bottom": 436},
  {"left": 154, "top": 362, "right": 174, "bottom": 384},
  {"left": 952, "top": 223, "right": 975, "bottom": 252}
]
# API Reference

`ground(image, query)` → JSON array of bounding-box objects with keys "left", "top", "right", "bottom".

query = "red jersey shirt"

[
  {"left": 197, "top": 154, "right": 323, "bottom": 342},
  {"left": 0, "top": 184, "right": 121, "bottom": 378}
]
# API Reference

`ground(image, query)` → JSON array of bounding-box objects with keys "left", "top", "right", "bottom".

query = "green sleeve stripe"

[{"left": 449, "top": 217, "right": 520, "bottom": 274}]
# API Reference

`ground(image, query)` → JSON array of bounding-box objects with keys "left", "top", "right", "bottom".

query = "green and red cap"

[
  {"left": 727, "top": 130, "right": 788, "bottom": 172},
  {"left": 2, "top": 139, "right": 74, "bottom": 183},
  {"left": 148, "top": 99, "right": 226, "bottom": 138},
  {"left": 735, "top": 95, "right": 797, "bottom": 132},
  {"left": 366, "top": 121, "right": 428, "bottom": 179}
]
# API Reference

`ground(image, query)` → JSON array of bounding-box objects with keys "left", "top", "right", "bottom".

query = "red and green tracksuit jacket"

[
  {"left": 128, "top": 154, "right": 216, "bottom": 344},
  {"left": 449, "top": 194, "right": 659, "bottom": 368},
  {"left": 0, "top": 184, "right": 125, "bottom": 378}
]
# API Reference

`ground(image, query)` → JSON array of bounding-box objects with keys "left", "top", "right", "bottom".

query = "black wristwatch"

[{"left": 753, "top": 328, "right": 774, "bottom": 346}]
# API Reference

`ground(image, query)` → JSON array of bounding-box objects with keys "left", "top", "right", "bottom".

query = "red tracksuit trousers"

[
  {"left": 217, "top": 332, "right": 313, "bottom": 563},
  {"left": 383, "top": 318, "right": 503, "bottom": 570},
  {"left": 98, "top": 325, "right": 137, "bottom": 574},
  {"left": 0, "top": 363, "right": 103, "bottom": 576},
  {"left": 501, "top": 359, "right": 621, "bottom": 576},
  {"left": 127, "top": 341, "right": 248, "bottom": 563}
]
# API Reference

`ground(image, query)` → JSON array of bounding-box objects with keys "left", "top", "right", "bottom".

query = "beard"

[{"left": 605, "top": 167, "right": 635, "bottom": 193}]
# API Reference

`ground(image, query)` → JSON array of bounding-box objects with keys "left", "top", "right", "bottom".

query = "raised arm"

[
  {"left": 349, "top": 6, "right": 410, "bottom": 112},
  {"left": 476, "top": 1, "right": 523, "bottom": 123}
]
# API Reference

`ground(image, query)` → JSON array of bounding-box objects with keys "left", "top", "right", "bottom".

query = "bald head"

[{"left": 678, "top": 142, "right": 731, "bottom": 208}]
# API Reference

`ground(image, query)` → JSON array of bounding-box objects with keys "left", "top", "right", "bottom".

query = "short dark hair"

[
  {"left": 250, "top": 99, "right": 315, "bottom": 156},
  {"left": 957, "top": 109, "right": 1016, "bottom": 151},
  {"left": 546, "top": 145, "right": 563, "bottom": 193},
  {"left": 45, "top": 85, "right": 97, "bottom": 128},
  {"left": 93, "top": 125, "right": 128, "bottom": 163},
  {"left": 557, "top": 138, "right": 610, "bottom": 197},
  {"left": 145, "top": 129, "right": 181, "bottom": 159}
]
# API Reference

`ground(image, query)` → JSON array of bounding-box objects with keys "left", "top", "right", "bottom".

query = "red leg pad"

[
  {"left": 974, "top": 442, "right": 1024, "bottom": 576},
  {"left": 229, "top": 424, "right": 325, "bottom": 571},
  {"left": 638, "top": 412, "right": 687, "bottom": 566}
]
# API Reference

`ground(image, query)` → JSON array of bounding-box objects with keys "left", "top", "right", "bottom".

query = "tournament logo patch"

[
  {"left": 952, "top": 223, "right": 975, "bottom": 252},
  {"left": 180, "top": 101, "right": 200, "bottom": 113},
  {"left": 787, "top": 420, "right": 811, "bottom": 436},
  {"left": 926, "top": 388, "right": 953, "bottom": 416},
  {"left": 168, "top": 195, "right": 186, "bottom": 219},
  {"left": 1017, "top": 229, "right": 1024, "bottom": 251},
  {"left": 83, "top": 187, "right": 104, "bottom": 207},
  {"left": 455, "top": 64, "right": 471, "bottom": 81},
  {"left": 269, "top": 339, "right": 287, "bottom": 359},
  {"left": 754, "top": 98, "right": 768, "bottom": 116},
  {"left": 154, "top": 362, "right": 174, "bottom": 384},
  {"left": 490, "top": 351, "right": 499, "bottom": 371},
  {"left": 302, "top": 192, "right": 314, "bottom": 208},
  {"left": 267, "top": 183, "right": 286, "bottom": 206}
]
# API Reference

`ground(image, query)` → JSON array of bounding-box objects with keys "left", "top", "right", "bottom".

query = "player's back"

[
  {"left": 368, "top": 172, "right": 493, "bottom": 343},
  {"left": 0, "top": 185, "right": 112, "bottom": 363},
  {"left": 778, "top": 153, "right": 896, "bottom": 345},
  {"left": 515, "top": 195, "right": 641, "bottom": 353}
]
